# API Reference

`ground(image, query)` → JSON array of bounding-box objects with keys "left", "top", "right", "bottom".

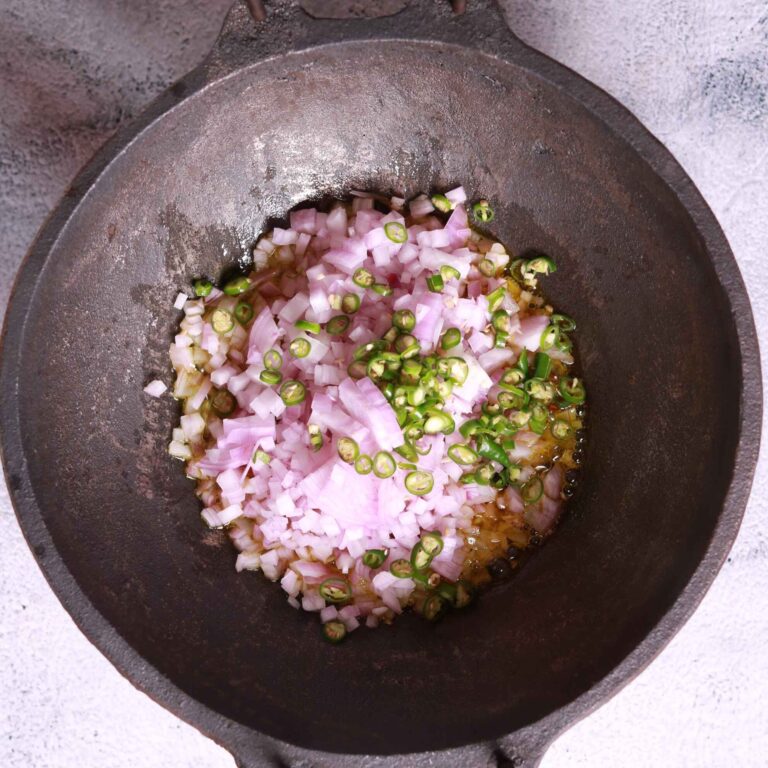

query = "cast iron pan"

[{"left": 0, "top": 1, "right": 761, "bottom": 765}]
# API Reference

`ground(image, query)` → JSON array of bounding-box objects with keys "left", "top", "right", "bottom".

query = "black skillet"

[{"left": 0, "top": 1, "right": 761, "bottom": 765}]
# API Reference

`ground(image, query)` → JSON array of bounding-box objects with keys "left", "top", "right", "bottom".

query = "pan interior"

[{"left": 14, "top": 40, "right": 740, "bottom": 753}]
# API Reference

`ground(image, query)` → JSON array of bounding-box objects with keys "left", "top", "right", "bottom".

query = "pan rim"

[{"left": 0, "top": 31, "right": 761, "bottom": 761}]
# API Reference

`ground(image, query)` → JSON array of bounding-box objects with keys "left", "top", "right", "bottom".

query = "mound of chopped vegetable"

[{"left": 151, "top": 188, "right": 586, "bottom": 643}]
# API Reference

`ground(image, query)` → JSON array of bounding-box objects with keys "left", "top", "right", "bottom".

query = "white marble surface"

[{"left": 1, "top": 1, "right": 766, "bottom": 766}]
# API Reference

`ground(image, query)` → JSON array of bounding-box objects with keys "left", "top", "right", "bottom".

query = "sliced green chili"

[
  {"left": 411, "top": 543, "right": 432, "bottom": 571},
  {"left": 526, "top": 378, "right": 556, "bottom": 402},
  {"left": 440, "top": 264, "right": 461, "bottom": 282},
  {"left": 382, "top": 327, "right": 399, "bottom": 344},
  {"left": 558, "top": 376, "right": 586, "bottom": 404},
  {"left": 295, "top": 319, "right": 321, "bottom": 334},
  {"left": 362, "top": 549, "right": 388, "bottom": 568},
  {"left": 193, "top": 278, "right": 213, "bottom": 297},
  {"left": 211, "top": 389, "right": 236, "bottom": 417},
  {"left": 322, "top": 620, "right": 347, "bottom": 644},
  {"left": 477, "top": 258, "right": 496, "bottom": 277},
  {"left": 289, "top": 337, "right": 311, "bottom": 358},
  {"left": 263, "top": 349, "right": 283, "bottom": 370},
  {"left": 337, "top": 437, "right": 359, "bottom": 464},
  {"left": 319, "top": 577, "right": 352, "bottom": 603},
  {"left": 426, "top": 273, "right": 444, "bottom": 293},
  {"left": 528, "top": 256, "right": 557, "bottom": 275},
  {"left": 552, "top": 419, "right": 572, "bottom": 440},
  {"left": 406, "top": 386, "right": 426, "bottom": 407},
  {"left": 420, "top": 532, "right": 444, "bottom": 557},
  {"left": 222, "top": 276, "right": 251, "bottom": 295},
  {"left": 448, "top": 443, "right": 479, "bottom": 465},
  {"left": 373, "top": 451, "right": 396, "bottom": 478},
  {"left": 556, "top": 333, "right": 573, "bottom": 353},
  {"left": 498, "top": 388, "right": 527, "bottom": 410},
  {"left": 366, "top": 356, "right": 387, "bottom": 381},
  {"left": 234, "top": 302, "right": 254, "bottom": 326},
  {"left": 253, "top": 448, "right": 271, "bottom": 464},
  {"left": 394, "top": 443, "right": 418, "bottom": 462},
  {"left": 534, "top": 352, "right": 552, "bottom": 380},
  {"left": 540, "top": 324, "right": 560, "bottom": 351},
  {"left": 384, "top": 221, "right": 408, "bottom": 243},
  {"left": 390, "top": 559, "right": 413, "bottom": 578},
  {"left": 521, "top": 475, "right": 544, "bottom": 504},
  {"left": 444, "top": 357, "right": 469, "bottom": 385},
  {"left": 472, "top": 199, "right": 494, "bottom": 223},
  {"left": 423, "top": 410, "right": 454, "bottom": 435},
  {"left": 508, "top": 259, "right": 527, "bottom": 284},
  {"left": 211, "top": 308, "right": 234, "bottom": 334},
  {"left": 279, "top": 379, "right": 306, "bottom": 405},
  {"left": 410, "top": 533, "right": 443, "bottom": 570},
  {"left": 400, "top": 359, "right": 423, "bottom": 383},
  {"left": 487, "top": 285, "right": 506, "bottom": 312},
  {"left": 341, "top": 292, "right": 361, "bottom": 314},
  {"left": 326, "top": 315, "right": 350, "bottom": 335},
  {"left": 441, "top": 327, "right": 461, "bottom": 350},
  {"left": 392, "top": 309, "right": 416, "bottom": 331},
  {"left": 494, "top": 330, "right": 509, "bottom": 348},
  {"left": 431, "top": 193, "right": 452, "bottom": 212},
  {"left": 475, "top": 463, "right": 494, "bottom": 485},
  {"left": 435, "top": 379, "right": 453, "bottom": 399},
  {"left": 459, "top": 418, "right": 483, "bottom": 439},
  {"left": 520, "top": 261, "right": 538, "bottom": 283},
  {"left": 394, "top": 333, "right": 417, "bottom": 354},
  {"left": 352, "top": 268, "right": 375, "bottom": 288},
  {"left": 400, "top": 342, "right": 421, "bottom": 359},
  {"left": 492, "top": 309, "right": 511, "bottom": 333},
  {"left": 355, "top": 454, "right": 373, "bottom": 474},
  {"left": 405, "top": 470, "right": 434, "bottom": 496},
  {"left": 259, "top": 369, "right": 282, "bottom": 385},
  {"left": 499, "top": 368, "right": 525, "bottom": 390},
  {"left": 372, "top": 283, "right": 393, "bottom": 296},
  {"left": 529, "top": 404, "right": 549, "bottom": 435},
  {"left": 476, "top": 434, "right": 510, "bottom": 468},
  {"left": 308, "top": 424, "right": 323, "bottom": 452},
  {"left": 422, "top": 593, "right": 448, "bottom": 621},
  {"left": 551, "top": 313, "right": 576, "bottom": 332},
  {"left": 353, "top": 341, "right": 380, "bottom": 361}
]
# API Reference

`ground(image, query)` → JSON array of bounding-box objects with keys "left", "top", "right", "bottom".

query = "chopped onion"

[
  {"left": 143, "top": 379, "right": 167, "bottom": 397},
  {"left": 166, "top": 190, "right": 581, "bottom": 634}
]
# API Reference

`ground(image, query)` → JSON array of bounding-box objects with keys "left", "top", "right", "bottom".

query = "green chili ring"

[
  {"left": 279, "top": 379, "right": 307, "bottom": 405},
  {"left": 319, "top": 577, "right": 352, "bottom": 603},
  {"left": 405, "top": 470, "right": 434, "bottom": 496},
  {"left": 373, "top": 451, "right": 396, "bottom": 478},
  {"left": 521, "top": 476, "right": 544, "bottom": 504},
  {"left": 337, "top": 437, "right": 359, "bottom": 464}
]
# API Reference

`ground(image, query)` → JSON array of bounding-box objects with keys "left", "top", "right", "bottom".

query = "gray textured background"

[{"left": 1, "top": 1, "right": 766, "bottom": 766}]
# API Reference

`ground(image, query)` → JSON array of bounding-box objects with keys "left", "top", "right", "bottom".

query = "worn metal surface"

[{"left": 0, "top": 1, "right": 761, "bottom": 767}]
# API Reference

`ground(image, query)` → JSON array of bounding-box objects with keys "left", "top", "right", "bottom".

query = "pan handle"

[
  {"left": 246, "top": 0, "right": 467, "bottom": 19},
  {"left": 205, "top": 0, "right": 521, "bottom": 76},
  {"left": 227, "top": 732, "right": 553, "bottom": 768}
]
